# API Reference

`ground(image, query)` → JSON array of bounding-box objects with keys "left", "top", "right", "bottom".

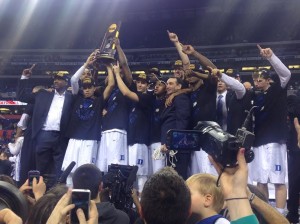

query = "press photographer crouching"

[{"left": 166, "top": 121, "right": 255, "bottom": 169}]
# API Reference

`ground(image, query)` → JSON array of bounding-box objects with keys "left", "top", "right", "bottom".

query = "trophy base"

[{"left": 97, "top": 55, "right": 116, "bottom": 64}]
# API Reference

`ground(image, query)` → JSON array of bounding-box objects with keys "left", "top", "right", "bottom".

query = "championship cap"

[
  {"left": 252, "top": 69, "right": 270, "bottom": 79},
  {"left": 173, "top": 60, "right": 183, "bottom": 69},
  {"left": 136, "top": 73, "right": 148, "bottom": 82},
  {"left": 54, "top": 71, "right": 70, "bottom": 82},
  {"left": 82, "top": 77, "right": 96, "bottom": 88}
]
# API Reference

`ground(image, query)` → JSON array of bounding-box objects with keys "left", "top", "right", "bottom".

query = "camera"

[
  {"left": 0, "top": 181, "right": 29, "bottom": 221},
  {"left": 102, "top": 164, "right": 138, "bottom": 213},
  {"left": 166, "top": 121, "right": 255, "bottom": 167}
]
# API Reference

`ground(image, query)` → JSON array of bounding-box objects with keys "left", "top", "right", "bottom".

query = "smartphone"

[
  {"left": 71, "top": 189, "right": 91, "bottom": 224},
  {"left": 166, "top": 129, "right": 201, "bottom": 151},
  {"left": 28, "top": 170, "right": 40, "bottom": 186}
]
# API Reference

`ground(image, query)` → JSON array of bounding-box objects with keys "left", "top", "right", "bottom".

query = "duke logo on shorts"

[
  {"left": 137, "top": 159, "right": 144, "bottom": 165},
  {"left": 275, "top": 165, "right": 281, "bottom": 171}
]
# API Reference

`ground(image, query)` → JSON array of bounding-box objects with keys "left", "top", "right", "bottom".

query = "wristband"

[
  {"left": 249, "top": 193, "right": 256, "bottom": 203},
  {"left": 225, "top": 197, "right": 248, "bottom": 201}
]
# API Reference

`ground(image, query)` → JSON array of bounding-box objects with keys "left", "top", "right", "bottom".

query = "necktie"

[{"left": 216, "top": 95, "right": 223, "bottom": 127}]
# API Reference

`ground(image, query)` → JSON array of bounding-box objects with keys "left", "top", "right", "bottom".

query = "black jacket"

[
  {"left": 17, "top": 79, "right": 73, "bottom": 139},
  {"left": 160, "top": 93, "right": 191, "bottom": 144}
]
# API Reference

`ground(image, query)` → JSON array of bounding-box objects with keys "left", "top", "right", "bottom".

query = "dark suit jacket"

[
  {"left": 17, "top": 79, "right": 73, "bottom": 139},
  {"left": 160, "top": 93, "right": 191, "bottom": 144}
]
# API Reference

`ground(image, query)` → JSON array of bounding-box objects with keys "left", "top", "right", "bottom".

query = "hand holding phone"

[
  {"left": 71, "top": 189, "right": 91, "bottom": 224},
  {"left": 28, "top": 170, "right": 40, "bottom": 186}
]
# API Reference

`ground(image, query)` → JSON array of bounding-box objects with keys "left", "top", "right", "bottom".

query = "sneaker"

[{"left": 286, "top": 212, "right": 299, "bottom": 224}]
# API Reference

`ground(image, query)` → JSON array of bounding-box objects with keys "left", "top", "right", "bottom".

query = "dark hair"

[
  {"left": 252, "top": 69, "right": 270, "bottom": 79},
  {"left": 0, "top": 174, "right": 16, "bottom": 186},
  {"left": 72, "top": 164, "right": 102, "bottom": 199},
  {"left": 26, "top": 185, "right": 68, "bottom": 224},
  {"left": 140, "top": 167, "right": 191, "bottom": 224}
]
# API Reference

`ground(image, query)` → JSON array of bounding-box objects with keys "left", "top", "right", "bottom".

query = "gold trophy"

[{"left": 95, "top": 22, "right": 121, "bottom": 65}]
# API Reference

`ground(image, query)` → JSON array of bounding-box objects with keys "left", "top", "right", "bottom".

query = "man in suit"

[
  {"left": 160, "top": 77, "right": 191, "bottom": 179},
  {"left": 17, "top": 65, "right": 73, "bottom": 182}
]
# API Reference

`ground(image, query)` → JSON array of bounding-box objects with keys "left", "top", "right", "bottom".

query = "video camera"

[
  {"left": 166, "top": 121, "right": 255, "bottom": 167},
  {"left": 102, "top": 164, "right": 138, "bottom": 213}
]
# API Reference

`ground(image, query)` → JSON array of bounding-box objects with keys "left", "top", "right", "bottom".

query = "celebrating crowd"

[{"left": 0, "top": 30, "right": 298, "bottom": 224}]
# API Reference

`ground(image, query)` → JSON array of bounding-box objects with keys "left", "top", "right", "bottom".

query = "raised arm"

[
  {"left": 257, "top": 44, "right": 291, "bottom": 88},
  {"left": 113, "top": 62, "right": 139, "bottom": 102},
  {"left": 102, "top": 64, "right": 115, "bottom": 100},
  {"left": 210, "top": 149, "right": 258, "bottom": 223},
  {"left": 182, "top": 45, "right": 217, "bottom": 69},
  {"left": 168, "top": 30, "right": 190, "bottom": 70},
  {"left": 208, "top": 66, "right": 246, "bottom": 99},
  {"left": 71, "top": 51, "right": 97, "bottom": 95},
  {"left": 17, "top": 64, "right": 37, "bottom": 103},
  {"left": 113, "top": 38, "right": 133, "bottom": 86}
]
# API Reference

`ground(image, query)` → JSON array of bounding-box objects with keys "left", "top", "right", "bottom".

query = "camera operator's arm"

[
  {"left": 168, "top": 31, "right": 190, "bottom": 70},
  {"left": 257, "top": 44, "right": 291, "bottom": 88},
  {"left": 246, "top": 189, "right": 289, "bottom": 224},
  {"left": 0, "top": 208, "right": 22, "bottom": 224},
  {"left": 132, "top": 189, "right": 141, "bottom": 215},
  {"left": 113, "top": 38, "right": 133, "bottom": 86},
  {"left": 208, "top": 66, "right": 246, "bottom": 99},
  {"left": 182, "top": 45, "right": 217, "bottom": 69},
  {"left": 210, "top": 149, "right": 258, "bottom": 223}
]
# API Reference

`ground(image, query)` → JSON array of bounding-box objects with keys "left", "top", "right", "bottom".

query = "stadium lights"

[
  {"left": 241, "top": 67, "right": 256, "bottom": 71},
  {"left": 258, "top": 66, "right": 271, "bottom": 70},
  {"left": 288, "top": 65, "right": 300, "bottom": 69},
  {"left": 132, "top": 71, "right": 146, "bottom": 74}
]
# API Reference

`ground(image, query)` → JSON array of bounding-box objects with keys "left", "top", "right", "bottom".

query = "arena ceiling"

[{"left": 0, "top": 0, "right": 300, "bottom": 49}]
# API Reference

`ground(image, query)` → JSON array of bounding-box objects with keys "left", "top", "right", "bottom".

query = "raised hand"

[
  {"left": 112, "top": 61, "right": 120, "bottom": 75},
  {"left": 22, "top": 64, "right": 36, "bottom": 77},
  {"left": 46, "top": 189, "right": 75, "bottom": 224},
  {"left": 85, "top": 51, "right": 98, "bottom": 67},
  {"left": 209, "top": 148, "right": 248, "bottom": 199},
  {"left": 167, "top": 30, "right": 179, "bottom": 43},
  {"left": 257, "top": 44, "right": 273, "bottom": 59},
  {"left": 207, "top": 66, "right": 222, "bottom": 78},
  {"left": 76, "top": 201, "right": 98, "bottom": 224},
  {"left": 182, "top": 45, "right": 195, "bottom": 55},
  {"left": 112, "top": 37, "right": 120, "bottom": 47},
  {"left": 32, "top": 176, "right": 46, "bottom": 201}
]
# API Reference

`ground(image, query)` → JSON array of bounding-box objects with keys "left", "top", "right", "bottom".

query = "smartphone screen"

[
  {"left": 166, "top": 130, "right": 201, "bottom": 151},
  {"left": 71, "top": 189, "right": 91, "bottom": 224},
  {"left": 28, "top": 170, "right": 40, "bottom": 186}
]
